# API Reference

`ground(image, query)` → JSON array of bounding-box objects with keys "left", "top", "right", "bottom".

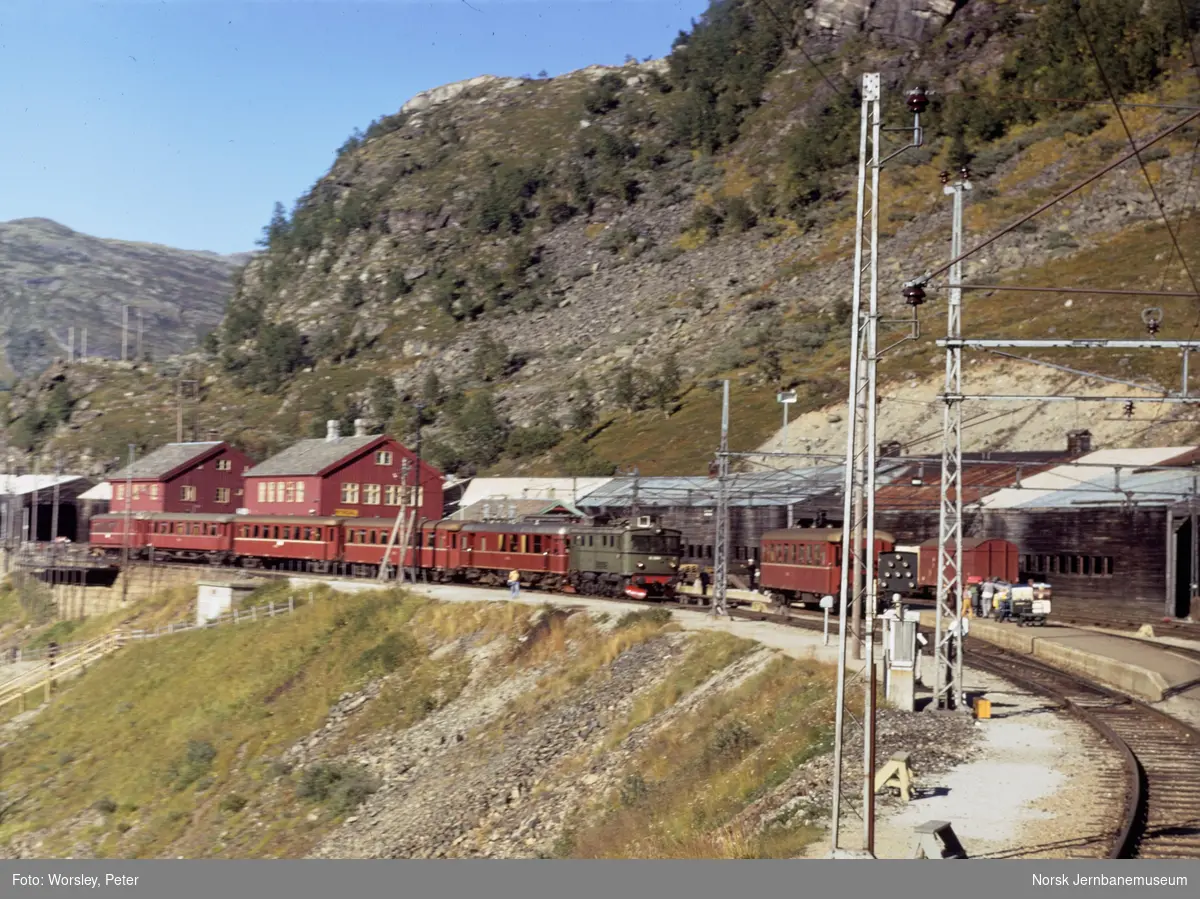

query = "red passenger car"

[
  {"left": 232, "top": 516, "right": 342, "bottom": 570},
  {"left": 759, "top": 528, "right": 896, "bottom": 608},
  {"left": 145, "top": 514, "right": 235, "bottom": 564},
  {"left": 454, "top": 523, "right": 572, "bottom": 589},
  {"left": 89, "top": 514, "right": 150, "bottom": 559}
]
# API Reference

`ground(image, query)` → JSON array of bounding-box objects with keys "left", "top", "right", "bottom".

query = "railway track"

[
  {"left": 727, "top": 604, "right": 1200, "bottom": 859},
  {"left": 966, "top": 641, "right": 1200, "bottom": 859}
]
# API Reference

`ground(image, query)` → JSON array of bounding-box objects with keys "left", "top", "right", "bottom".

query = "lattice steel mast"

[
  {"left": 931, "top": 169, "right": 971, "bottom": 712},
  {"left": 712, "top": 379, "right": 731, "bottom": 617},
  {"left": 830, "top": 73, "right": 925, "bottom": 857}
]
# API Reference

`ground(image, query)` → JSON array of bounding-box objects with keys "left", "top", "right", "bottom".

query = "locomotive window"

[
  {"left": 176, "top": 523, "right": 186, "bottom": 535},
  {"left": 1071, "top": 555, "right": 1081, "bottom": 575},
  {"left": 1105, "top": 556, "right": 1114, "bottom": 575},
  {"left": 533, "top": 535, "right": 543, "bottom": 553},
  {"left": 427, "top": 533, "right": 436, "bottom": 548},
  {"left": 1082, "top": 556, "right": 1092, "bottom": 576}
]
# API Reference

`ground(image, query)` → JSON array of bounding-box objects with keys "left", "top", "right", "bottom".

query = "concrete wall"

[{"left": 49, "top": 564, "right": 218, "bottom": 619}]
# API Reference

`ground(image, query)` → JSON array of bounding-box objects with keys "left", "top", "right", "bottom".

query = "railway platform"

[{"left": 918, "top": 611, "right": 1200, "bottom": 702}]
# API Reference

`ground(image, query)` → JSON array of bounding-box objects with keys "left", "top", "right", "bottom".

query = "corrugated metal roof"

[
  {"left": 108, "top": 442, "right": 222, "bottom": 481},
  {"left": 980, "top": 447, "right": 1200, "bottom": 510},
  {"left": 79, "top": 482, "right": 112, "bottom": 501},
  {"left": 875, "top": 459, "right": 1064, "bottom": 510},
  {"left": 244, "top": 435, "right": 380, "bottom": 477},
  {"left": 459, "top": 498, "right": 586, "bottom": 521},
  {"left": 578, "top": 464, "right": 908, "bottom": 508},
  {"left": 985, "top": 468, "right": 1199, "bottom": 509},
  {"left": 0, "top": 474, "right": 87, "bottom": 497},
  {"left": 457, "top": 477, "right": 613, "bottom": 508}
]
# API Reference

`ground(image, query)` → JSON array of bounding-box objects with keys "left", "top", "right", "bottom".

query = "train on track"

[
  {"left": 88, "top": 511, "right": 685, "bottom": 600},
  {"left": 89, "top": 510, "right": 1036, "bottom": 609},
  {"left": 758, "top": 528, "right": 1040, "bottom": 609}
]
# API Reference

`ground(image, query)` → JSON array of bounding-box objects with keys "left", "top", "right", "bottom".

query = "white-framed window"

[
  {"left": 363, "top": 483, "right": 381, "bottom": 505},
  {"left": 285, "top": 482, "right": 296, "bottom": 503},
  {"left": 150, "top": 484, "right": 160, "bottom": 500},
  {"left": 341, "top": 482, "right": 360, "bottom": 504},
  {"left": 267, "top": 481, "right": 277, "bottom": 503},
  {"left": 257, "top": 482, "right": 267, "bottom": 503},
  {"left": 385, "top": 485, "right": 402, "bottom": 506},
  {"left": 216, "top": 487, "right": 230, "bottom": 504},
  {"left": 181, "top": 485, "right": 197, "bottom": 502},
  {"left": 216, "top": 459, "right": 232, "bottom": 471},
  {"left": 375, "top": 450, "right": 393, "bottom": 466},
  {"left": 115, "top": 484, "right": 125, "bottom": 500},
  {"left": 295, "top": 481, "right": 305, "bottom": 503}
]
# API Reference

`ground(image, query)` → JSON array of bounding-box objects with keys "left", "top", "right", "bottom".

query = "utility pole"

[
  {"left": 121, "top": 444, "right": 135, "bottom": 605},
  {"left": 68, "top": 327, "right": 75, "bottom": 362},
  {"left": 410, "top": 403, "right": 424, "bottom": 584},
  {"left": 778, "top": 390, "right": 797, "bottom": 527},
  {"left": 711, "top": 379, "right": 730, "bottom": 618},
  {"left": 932, "top": 168, "right": 972, "bottom": 713},
  {"left": 81, "top": 328, "right": 87, "bottom": 361},
  {"left": 176, "top": 378, "right": 184, "bottom": 443},
  {"left": 50, "top": 459, "right": 61, "bottom": 547},
  {"left": 1191, "top": 473, "right": 1198, "bottom": 615},
  {"left": 136, "top": 309, "right": 144, "bottom": 362},
  {"left": 121, "top": 306, "right": 129, "bottom": 362},
  {"left": 31, "top": 458, "right": 40, "bottom": 550},
  {"left": 630, "top": 466, "right": 640, "bottom": 523},
  {"left": 830, "top": 74, "right": 926, "bottom": 859}
]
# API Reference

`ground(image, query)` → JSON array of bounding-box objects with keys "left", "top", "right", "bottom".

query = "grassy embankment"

[{"left": 0, "top": 589, "right": 838, "bottom": 859}]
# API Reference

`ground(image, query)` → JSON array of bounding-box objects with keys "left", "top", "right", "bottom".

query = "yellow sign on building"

[{"left": 333, "top": 509, "right": 359, "bottom": 518}]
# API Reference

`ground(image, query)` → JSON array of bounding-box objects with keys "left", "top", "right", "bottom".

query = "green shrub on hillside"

[{"left": 296, "top": 762, "right": 380, "bottom": 815}]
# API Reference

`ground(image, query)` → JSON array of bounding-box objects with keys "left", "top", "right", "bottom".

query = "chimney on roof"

[
  {"left": 326, "top": 420, "right": 340, "bottom": 442},
  {"left": 1067, "top": 429, "right": 1092, "bottom": 454},
  {"left": 354, "top": 418, "right": 368, "bottom": 437}
]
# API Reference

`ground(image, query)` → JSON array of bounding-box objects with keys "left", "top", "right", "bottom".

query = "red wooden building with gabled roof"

[
  {"left": 108, "top": 441, "right": 253, "bottom": 514},
  {"left": 242, "top": 421, "right": 443, "bottom": 521}
]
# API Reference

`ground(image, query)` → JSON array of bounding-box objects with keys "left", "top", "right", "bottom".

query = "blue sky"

[{"left": 0, "top": 0, "right": 708, "bottom": 255}]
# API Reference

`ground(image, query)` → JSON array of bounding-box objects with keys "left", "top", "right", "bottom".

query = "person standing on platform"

[{"left": 508, "top": 570, "right": 521, "bottom": 599}]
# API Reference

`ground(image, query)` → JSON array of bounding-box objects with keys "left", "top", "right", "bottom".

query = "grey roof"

[
  {"left": 109, "top": 442, "right": 222, "bottom": 481},
  {"left": 984, "top": 468, "right": 1200, "bottom": 510},
  {"left": 244, "top": 435, "right": 380, "bottom": 477},
  {"left": 577, "top": 463, "right": 910, "bottom": 509}
]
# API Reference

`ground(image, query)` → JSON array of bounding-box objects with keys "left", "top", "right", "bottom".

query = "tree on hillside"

[
  {"left": 613, "top": 364, "right": 643, "bottom": 413},
  {"left": 472, "top": 334, "right": 512, "bottom": 383},
  {"left": 569, "top": 376, "right": 597, "bottom": 431},
  {"left": 453, "top": 391, "right": 509, "bottom": 469},
  {"left": 421, "top": 370, "right": 443, "bottom": 409},
  {"left": 45, "top": 381, "right": 74, "bottom": 424},
  {"left": 368, "top": 376, "right": 398, "bottom": 426},
  {"left": 258, "top": 202, "right": 291, "bottom": 250},
  {"left": 654, "top": 353, "right": 682, "bottom": 409}
]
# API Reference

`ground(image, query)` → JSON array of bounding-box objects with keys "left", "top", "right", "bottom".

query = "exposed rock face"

[{"left": 0, "top": 218, "right": 245, "bottom": 381}]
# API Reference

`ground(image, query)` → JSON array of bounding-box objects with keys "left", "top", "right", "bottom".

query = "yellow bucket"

[{"left": 973, "top": 697, "right": 992, "bottom": 720}]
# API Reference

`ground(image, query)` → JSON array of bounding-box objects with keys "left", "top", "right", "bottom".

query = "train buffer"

[{"left": 874, "top": 750, "right": 915, "bottom": 802}]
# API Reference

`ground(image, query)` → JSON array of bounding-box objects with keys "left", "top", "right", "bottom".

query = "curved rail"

[{"left": 726, "top": 605, "right": 1200, "bottom": 858}]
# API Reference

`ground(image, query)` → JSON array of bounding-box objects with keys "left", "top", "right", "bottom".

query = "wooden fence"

[{"left": 0, "top": 595, "right": 300, "bottom": 717}]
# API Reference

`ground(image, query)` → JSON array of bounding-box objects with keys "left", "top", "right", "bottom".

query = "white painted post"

[
  {"left": 269, "top": 600, "right": 275, "bottom": 617},
  {"left": 821, "top": 595, "right": 834, "bottom": 646},
  {"left": 289, "top": 595, "right": 295, "bottom": 614}
]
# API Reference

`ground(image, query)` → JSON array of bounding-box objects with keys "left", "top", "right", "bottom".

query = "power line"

[{"left": 1074, "top": 0, "right": 1200, "bottom": 300}]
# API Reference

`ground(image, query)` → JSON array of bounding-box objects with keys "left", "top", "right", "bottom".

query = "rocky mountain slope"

[
  {"left": 0, "top": 218, "right": 246, "bottom": 383},
  {"left": 9, "top": 0, "right": 1200, "bottom": 477}
]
